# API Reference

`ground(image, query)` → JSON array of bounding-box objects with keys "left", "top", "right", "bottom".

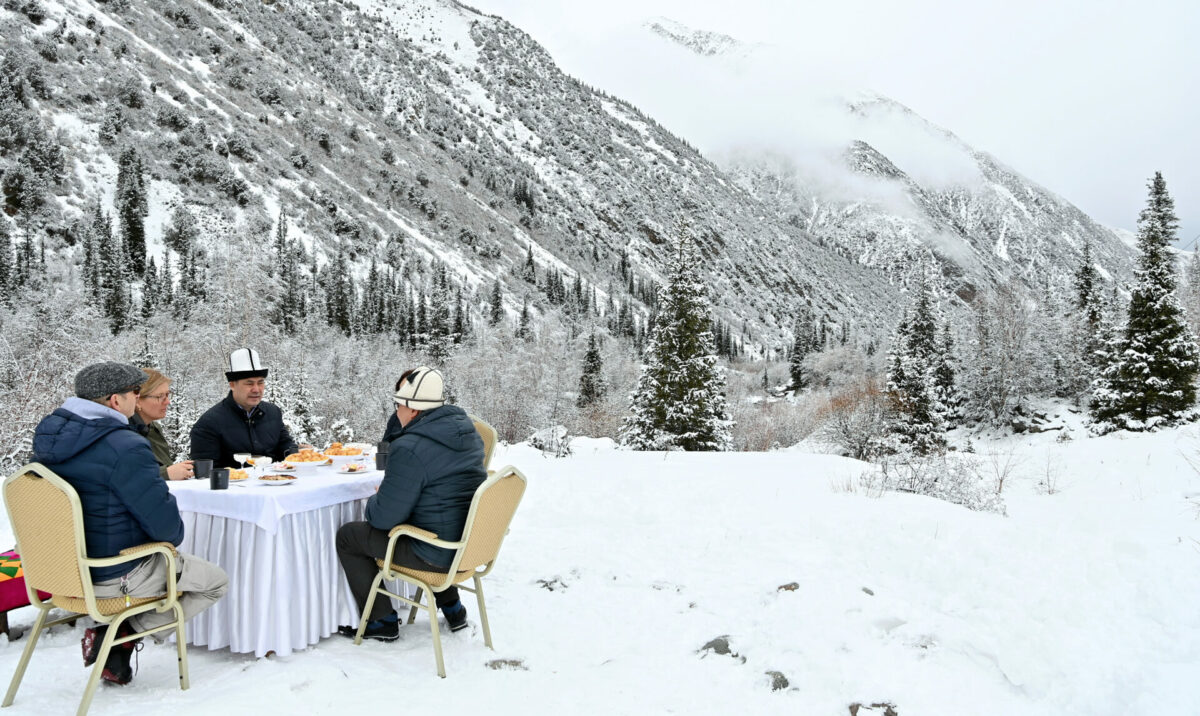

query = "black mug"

[
  {"left": 210, "top": 468, "right": 229, "bottom": 490},
  {"left": 193, "top": 459, "right": 213, "bottom": 480},
  {"left": 375, "top": 441, "right": 389, "bottom": 471}
]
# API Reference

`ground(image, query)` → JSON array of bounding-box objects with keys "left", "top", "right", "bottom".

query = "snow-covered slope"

[
  {"left": 633, "top": 21, "right": 1138, "bottom": 300},
  {"left": 0, "top": 424, "right": 1197, "bottom": 714},
  {"left": 0, "top": 0, "right": 908, "bottom": 344}
]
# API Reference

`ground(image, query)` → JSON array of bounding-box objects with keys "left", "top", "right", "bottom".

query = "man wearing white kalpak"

[
  {"left": 189, "top": 348, "right": 300, "bottom": 468},
  {"left": 335, "top": 367, "right": 487, "bottom": 641}
]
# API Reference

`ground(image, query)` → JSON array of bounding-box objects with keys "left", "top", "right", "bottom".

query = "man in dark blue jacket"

[
  {"left": 189, "top": 348, "right": 301, "bottom": 467},
  {"left": 336, "top": 366, "right": 486, "bottom": 641},
  {"left": 32, "top": 362, "right": 228, "bottom": 685}
]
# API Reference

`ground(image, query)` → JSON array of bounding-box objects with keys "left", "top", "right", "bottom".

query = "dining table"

[{"left": 166, "top": 463, "right": 403, "bottom": 657}]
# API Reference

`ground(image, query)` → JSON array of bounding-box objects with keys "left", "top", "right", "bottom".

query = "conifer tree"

[
  {"left": 620, "top": 229, "right": 732, "bottom": 451},
  {"left": 99, "top": 217, "right": 129, "bottom": 334},
  {"left": 0, "top": 223, "right": 10, "bottom": 299},
  {"left": 115, "top": 146, "right": 148, "bottom": 276},
  {"left": 140, "top": 255, "right": 158, "bottom": 320},
  {"left": 516, "top": 294, "right": 531, "bottom": 340},
  {"left": 325, "top": 245, "right": 354, "bottom": 335},
  {"left": 489, "top": 279, "right": 503, "bottom": 325},
  {"left": 520, "top": 245, "right": 536, "bottom": 284},
  {"left": 885, "top": 275, "right": 949, "bottom": 455},
  {"left": 1092, "top": 172, "right": 1200, "bottom": 428},
  {"left": 788, "top": 307, "right": 816, "bottom": 391},
  {"left": 577, "top": 331, "right": 607, "bottom": 408}
]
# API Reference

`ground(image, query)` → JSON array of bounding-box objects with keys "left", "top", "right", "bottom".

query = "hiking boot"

[
  {"left": 82, "top": 621, "right": 135, "bottom": 667},
  {"left": 337, "top": 615, "right": 399, "bottom": 642},
  {"left": 81, "top": 625, "right": 108, "bottom": 667},
  {"left": 100, "top": 634, "right": 143, "bottom": 686},
  {"left": 443, "top": 602, "right": 468, "bottom": 633}
]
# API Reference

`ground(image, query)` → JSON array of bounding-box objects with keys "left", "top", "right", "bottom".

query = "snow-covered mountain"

[
  {"left": 642, "top": 21, "right": 1138, "bottom": 301},
  {"left": 0, "top": 0, "right": 1134, "bottom": 347},
  {"left": 0, "top": 0, "right": 906, "bottom": 346}
]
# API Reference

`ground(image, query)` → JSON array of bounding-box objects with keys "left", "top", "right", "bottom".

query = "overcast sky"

[{"left": 468, "top": 0, "right": 1199, "bottom": 248}]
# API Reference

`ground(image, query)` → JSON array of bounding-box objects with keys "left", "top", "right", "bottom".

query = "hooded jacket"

[
  {"left": 189, "top": 392, "right": 299, "bottom": 468},
  {"left": 366, "top": 404, "right": 486, "bottom": 568},
  {"left": 32, "top": 398, "right": 185, "bottom": 581}
]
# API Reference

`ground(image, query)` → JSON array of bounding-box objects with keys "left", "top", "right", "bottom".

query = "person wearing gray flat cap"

[
  {"left": 31, "top": 362, "right": 228, "bottom": 685},
  {"left": 189, "top": 348, "right": 301, "bottom": 468}
]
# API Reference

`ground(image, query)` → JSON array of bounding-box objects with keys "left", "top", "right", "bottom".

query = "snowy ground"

[{"left": 1, "top": 420, "right": 1198, "bottom": 715}]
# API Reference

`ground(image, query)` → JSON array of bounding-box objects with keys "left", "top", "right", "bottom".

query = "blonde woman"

[{"left": 131, "top": 368, "right": 194, "bottom": 480}]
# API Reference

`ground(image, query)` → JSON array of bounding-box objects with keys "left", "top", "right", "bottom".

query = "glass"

[{"left": 232, "top": 452, "right": 251, "bottom": 471}]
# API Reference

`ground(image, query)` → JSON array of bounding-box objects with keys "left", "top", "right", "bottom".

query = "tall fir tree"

[
  {"left": 489, "top": 278, "right": 503, "bottom": 325},
  {"left": 885, "top": 274, "right": 950, "bottom": 455},
  {"left": 114, "top": 146, "right": 148, "bottom": 276},
  {"left": 620, "top": 229, "right": 732, "bottom": 451},
  {"left": 1092, "top": 172, "right": 1200, "bottom": 428},
  {"left": 788, "top": 307, "right": 816, "bottom": 391},
  {"left": 577, "top": 331, "right": 607, "bottom": 408}
]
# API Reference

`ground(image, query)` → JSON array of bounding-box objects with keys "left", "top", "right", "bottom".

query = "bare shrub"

[
  {"left": 864, "top": 454, "right": 1006, "bottom": 514},
  {"left": 815, "top": 377, "right": 892, "bottom": 460}
]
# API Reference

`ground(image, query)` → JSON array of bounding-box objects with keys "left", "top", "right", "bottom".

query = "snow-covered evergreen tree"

[
  {"left": 115, "top": 146, "right": 147, "bottom": 276},
  {"left": 577, "top": 331, "right": 607, "bottom": 408},
  {"left": 788, "top": 307, "right": 816, "bottom": 392},
  {"left": 885, "top": 274, "right": 949, "bottom": 455},
  {"left": 620, "top": 229, "right": 732, "bottom": 451},
  {"left": 1092, "top": 172, "right": 1200, "bottom": 429}
]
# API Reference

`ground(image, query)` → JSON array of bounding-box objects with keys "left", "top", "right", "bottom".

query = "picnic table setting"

[{"left": 166, "top": 443, "right": 389, "bottom": 658}]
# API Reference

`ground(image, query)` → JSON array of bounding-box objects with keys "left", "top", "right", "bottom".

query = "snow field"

[{"left": 0, "top": 427, "right": 1197, "bottom": 714}]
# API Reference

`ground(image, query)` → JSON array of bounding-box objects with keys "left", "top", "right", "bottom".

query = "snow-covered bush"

[
  {"left": 529, "top": 425, "right": 571, "bottom": 457},
  {"left": 815, "top": 377, "right": 892, "bottom": 460},
  {"left": 864, "top": 454, "right": 1006, "bottom": 515}
]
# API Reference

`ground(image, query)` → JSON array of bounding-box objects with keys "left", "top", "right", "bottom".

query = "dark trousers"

[{"left": 336, "top": 521, "right": 460, "bottom": 622}]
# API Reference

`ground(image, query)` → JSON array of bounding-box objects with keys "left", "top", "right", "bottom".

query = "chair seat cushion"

[
  {"left": 374, "top": 559, "right": 474, "bottom": 587},
  {"left": 50, "top": 594, "right": 166, "bottom": 616},
  {"left": 0, "top": 550, "right": 50, "bottom": 611}
]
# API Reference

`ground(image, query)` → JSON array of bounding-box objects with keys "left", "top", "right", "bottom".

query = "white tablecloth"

[{"left": 168, "top": 469, "right": 404, "bottom": 657}]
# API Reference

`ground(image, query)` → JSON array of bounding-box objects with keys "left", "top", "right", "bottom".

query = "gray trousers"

[
  {"left": 336, "top": 521, "right": 460, "bottom": 622},
  {"left": 94, "top": 551, "right": 229, "bottom": 638}
]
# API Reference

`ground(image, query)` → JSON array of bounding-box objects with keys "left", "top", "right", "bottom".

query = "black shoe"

[
  {"left": 337, "top": 618, "right": 399, "bottom": 642},
  {"left": 100, "top": 635, "right": 142, "bottom": 686},
  {"left": 444, "top": 603, "right": 468, "bottom": 633}
]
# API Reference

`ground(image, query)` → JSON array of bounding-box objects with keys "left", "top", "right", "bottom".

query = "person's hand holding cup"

[{"left": 165, "top": 460, "right": 194, "bottom": 481}]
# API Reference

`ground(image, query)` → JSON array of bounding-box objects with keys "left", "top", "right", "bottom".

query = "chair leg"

[
  {"left": 407, "top": 587, "right": 423, "bottom": 625},
  {"left": 428, "top": 602, "right": 445, "bottom": 678},
  {"left": 473, "top": 576, "right": 492, "bottom": 649},
  {"left": 77, "top": 617, "right": 123, "bottom": 716},
  {"left": 2, "top": 604, "right": 49, "bottom": 707},
  {"left": 174, "top": 604, "right": 189, "bottom": 691},
  {"left": 355, "top": 571, "right": 387, "bottom": 645}
]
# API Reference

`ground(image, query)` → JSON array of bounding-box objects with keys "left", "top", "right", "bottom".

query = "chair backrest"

[
  {"left": 2, "top": 464, "right": 90, "bottom": 602},
  {"left": 451, "top": 465, "right": 527, "bottom": 574},
  {"left": 470, "top": 416, "right": 497, "bottom": 470}
]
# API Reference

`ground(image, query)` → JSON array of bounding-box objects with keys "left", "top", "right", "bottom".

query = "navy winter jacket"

[
  {"left": 189, "top": 393, "right": 299, "bottom": 468},
  {"left": 366, "top": 405, "right": 486, "bottom": 568},
  {"left": 32, "top": 398, "right": 185, "bottom": 582}
]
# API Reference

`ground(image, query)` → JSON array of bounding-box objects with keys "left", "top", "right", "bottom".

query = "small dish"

[{"left": 337, "top": 463, "right": 370, "bottom": 474}]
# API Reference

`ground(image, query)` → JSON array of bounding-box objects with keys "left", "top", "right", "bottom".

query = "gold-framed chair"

[
  {"left": 1, "top": 463, "right": 189, "bottom": 716},
  {"left": 355, "top": 465, "right": 527, "bottom": 677},
  {"left": 469, "top": 415, "right": 497, "bottom": 471}
]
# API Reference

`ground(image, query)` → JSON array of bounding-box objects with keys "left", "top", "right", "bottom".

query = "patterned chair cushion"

[{"left": 0, "top": 550, "right": 50, "bottom": 612}]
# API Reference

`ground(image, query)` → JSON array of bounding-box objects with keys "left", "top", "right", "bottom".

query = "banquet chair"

[
  {"left": 355, "top": 465, "right": 527, "bottom": 677},
  {"left": 469, "top": 416, "right": 497, "bottom": 471},
  {"left": 1, "top": 463, "right": 189, "bottom": 716}
]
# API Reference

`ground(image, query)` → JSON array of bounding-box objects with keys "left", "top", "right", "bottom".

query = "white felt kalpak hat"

[
  {"left": 394, "top": 366, "right": 445, "bottom": 410},
  {"left": 226, "top": 348, "right": 269, "bottom": 381}
]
